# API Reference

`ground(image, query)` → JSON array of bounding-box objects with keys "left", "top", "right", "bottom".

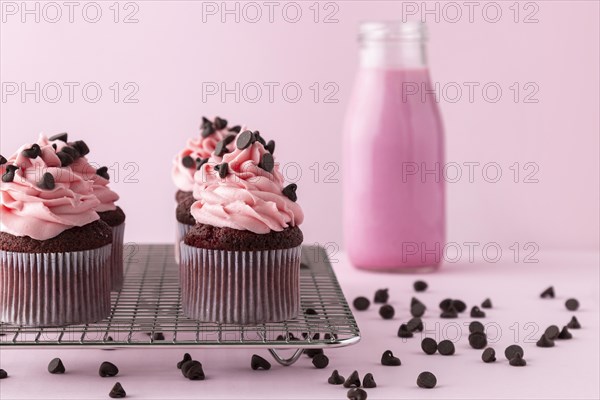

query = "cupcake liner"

[
  {"left": 180, "top": 244, "right": 301, "bottom": 324},
  {"left": 109, "top": 223, "right": 125, "bottom": 291},
  {"left": 0, "top": 244, "right": 112, "bottom": 327},
  {"left": 174, "top": 222, "right": 193, "bottom": 264}
]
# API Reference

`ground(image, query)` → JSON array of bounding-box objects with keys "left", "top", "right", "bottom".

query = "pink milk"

[{"left": 342, "top": 22, "right": 445, "bottom": 270}]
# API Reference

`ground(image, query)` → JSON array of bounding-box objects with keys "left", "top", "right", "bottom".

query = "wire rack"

[{"left": 0, "top": 244, "right": 360, "bottom": 365}]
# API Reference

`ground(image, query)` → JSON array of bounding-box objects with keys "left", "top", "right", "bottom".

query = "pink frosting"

[
  {"left": 191, "top": 133, "right": 304, "bottom": 234},
  {"left": 0, "top": 142, "right": 100, "bottom": 240},
  {"left": 171, "top": 122, "right": 234, "bottom": 192},
  {"left": 37, "top": 134, "right": 119, "bottom": 212}
]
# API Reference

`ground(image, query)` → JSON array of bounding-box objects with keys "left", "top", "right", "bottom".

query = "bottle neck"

[{"left": 359, "top": 41, "right": 427, "bottom": 69}]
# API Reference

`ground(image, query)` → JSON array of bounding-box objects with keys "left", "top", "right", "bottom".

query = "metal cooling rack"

[{"left": 0, "top": 244, "right": 360, "bottom": 366}]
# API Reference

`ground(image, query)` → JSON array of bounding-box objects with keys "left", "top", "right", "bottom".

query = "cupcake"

[
  {"left": 180, "top": 129, "right": 303, "bottom": 324},
  {"left": 0, "top": 141, "right": 112, "bottom": 326},
  {"left": 38, "top": 133, "right": 126, "bottom": 291}
]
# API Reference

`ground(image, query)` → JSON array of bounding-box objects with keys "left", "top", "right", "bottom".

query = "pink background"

[{"left": 1, "top": 0, "right": 599, "bottom": 253}]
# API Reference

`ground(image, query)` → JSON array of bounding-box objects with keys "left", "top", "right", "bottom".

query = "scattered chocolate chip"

[
  {"left": 218, "top": 163, "right": 229, "bottom": 178},
  {"left": 109, "top": 382, "right": 126, "bottom": 398},
  {"left": 201, "top": 123, "right": 215, "bottom": 138},
  {"left": 99, "top": 361, "right": 119, "bottom": 377},
  {"left": 22, "top": 144, "right": 41, "bottom": 159},
  {"left": 180, "top": 360, "right": 195, "bottom": 377},
  {"left": 540, "top": 286, "right": 555, "bottom": 298},
  {"left": 421, "top": 338, "right": 438, "bottom": 355},
  {"left": 187, "top": 362, "right": 205, "bottom": 380},
  {"left": 504, "top": 345, "right": 524, "bottom": 360},
  {"left": 379, "top": 304, "right": 395, "bottom": 320},
  {"left": 413, "top": 280, "right": 428, "bottom": 292},
  {"left": 259, "top": 153, "right": 275, "bottom": 172},
  {"left": 253, "top": 131, "right": 266, "bottom": 146},
  {"left": 439, "top": 298, "right": 452, "bottom": 311},
  {"left": 557, "top": 326, "right": 572, "bottom": 340},
  {"left": 440, "top": 306, "right": 458, "bottom": 319},
  {"left": 265, "top": 140, "right": 275, "bottom": 154},
  {"left": 565, "top": 298, "right": 579, "bottom": 311},
  {"left": 353, "top": 296, "right": 370, "bottom": 311},
  {"left": 567, "top": 316, "right": 581, "bottom": 329},
  {"left": 153, "top": 332, "right": 165, "bottom": 341},
  {"left": 328, "top": 369, "right": 345, "bottom": 385},
  {"left": 38, "top": 173, "right": 55, "bottom": 190},
  {"left": 251, "top": 355, "right": 271, "bottom": 370},
  {"left": 312, "top": 353, "right": 329, "bottom": 369},
  {"left": 343, "top": 370, "right": 361, "bottom": 388},
  {"left": 347, "top": 388, "right": 368, "bottom": 400},
  {"left": 362, "top": 373, "right": 376, "bottom": 388},
  {"left": 305, "top": 308, "right": 318, "bottom": 316},
  {"left": 107, "top": 336, "right": 114, "bottom": 342},
  {"left": 177, "top": 353, "right": 192, "bottom": 369},
  {"left": 236, "top": 130, "right": 254, "bottom": 150},
  {"left": 214, "top": 116, "right": 227, "bottom": 130},
  {"left": 228, "top": 125, "right": 242, "bottom": 133},
  {"left": 61, "top": 146, "right": 80, "bottom": 159},
  {"left": 374, "top": 288, "right": 389, "bottom": 303},
  {"left": 438, "top": 340, "right": 455, "bottom": 356},
  {"left": 468, "top": 332, "right": 487, "bottom": 349},
  {"left": 406, "top": 317, "right": 424, "bottom": 332},
  {"left": 304, "top": 349, "right": 324, "bottom": 358},
  {"left": 381, "top": 350, "right": 401, "bottom": 366},
  {"left": 182, "top": 155, "right": 195, "bottom": 168},
  {"left": 282, "top": 183, "right": 297, "bottom": 202},
  {"left": 470, "top": 306, "right": 486, "bottom": 318},
  {"left": 452, "top": 300, "right": 467, "bottom": 313},
  {"left": 481, "top": 298, "right": 492, "bottom": 308},
  {"left": 397, "top": 324, "right": 413, "bottom": 338},
  {"left": 56, "top": 151, "right": 74, "bottom": 167},
  {"left": 416, "top": 371, "right": 437, "bottom": 389},
  {"left": 411, "top": 302, "right": 426, "bottom": 318},
  {"left": 0, "top": 155, "right": 6, "bottom": 165},
  {"left": 509, "top": 353, "right": 527, "bottom": 367},
  {"left": 2, "top": 165, "right": 18, "bottom": 183},
  {"left": 71, "top": 140, "right": 89, "bottom": 156},
  {"left": 96, "top": 166, "right": 110, "bottom": 180},
  {"left": 536, "top": 334, "right": 555, "bottom": 348},
  {"left": 49, "top": 132, "right": 68, "bottom": 142},
  {"left": 469, "top": 321, "right": 485, "bottom": 333},
  {"left": 48, "top": 358, "right": 65, "bottom": 374},
  {"left": 411, "top": 297, "right": 422, "bottom": 307},
  {"left": 544, "top": 325, "right": 560, "bottom": 340},
  {"left": 482, "top": 347, "right": 496, "bottom": 363},
  {"left": 0, "top": 369, "right": 7, "bottom": 379}
]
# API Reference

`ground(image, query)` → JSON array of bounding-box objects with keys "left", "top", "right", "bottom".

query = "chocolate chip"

[
  {"left": 557, "top": 326, "right": 572, "bottom": 339},
  {"left": 411, "top": 302, "right": 426, "bottom": 318},
  {"left": 214, "top": 116, "right": 227, "bottom": 130},
  {"left": 22, "top": 144, "right": 41, "bottom": 159},
  {"left": 439, "top": 298, "right": 452, "bottom": 311},
  {"left": 540, "top": 286, "right": 555, "bottom": 298},
  {"left": 305, "top": 308, "right": 318, "bottom": 316},
  {"left": 362, "top": 373, "right": 376, "bottom": 388},
  {"left": 49, "top": 132, "right": 68, "bottom": 142},
  {"left": 251, "top": 354, "right": 271, "bottom": 370},
  {"left": 253, "top": 131, "right": 266, "bottom": 146},
  {"left": 438, "top": 340, "right": 455, "bottom": 356},
  {"left": 182, "top": 155, "right": 195, "bottom": 168},
  {"left": 482, "top": 348, "right": 496, "bottom": 363},
  {"left": 201, "top": 123, "right": 215, "bottom": 138},
  {"left": 0, "top": 155, "right": 6, "bottom": 165},
  {"left": 177, "top": 353, "right": 192, "bottom": 369},
  {"left": 411, "top": 297, "right": 422, "bottom": 307},
  {"left": 187, "top": 362, "right": 205, "bottom": 380},
  {"left": 544, "top": 325, "right": 560, "bottom": 340},
  {"left": 304, "top": 349, "right": 324, "bottom": 358},
  {"left": 218, "top": 162, "right": 228, "bottom": 178},
  {"left": 328, "top": 369, "right": 345, "bottom": 385},
  {"left": 353, "top": 296, "right": 370, "bottom": 311},
  {"left": 265, "top": 140, "right": 275, "bottom": 154},
  {"left": 481, "top": 298, "right": 492, "bottom": 308},
  {"left": 406, "top": 317, "right": 423, "bottom": 332},
  {"left": 52, "top": 144, "right": 57, "bottom": 150},
  {"left": 452, "top": 300, "right": 467, "bottom": 313},
  {"left": 214, "top": 139, "right": 230, "bottom": 157},
  {"left": 38, "top": 173, "right": 55, "bottom": 190},
  {"left": 71, "top": 140, "right": 90, "bottom": 156},
  {"left": 565, "top": 298, "right": 579, "bottom": 311},
  {"left": 201, "top": 116, "right": 211, "bottom": 128},
  {"left": 196, "top": 158, "right": 208, "bottom": 170},
  {"left": 180, "top": 360, "right": 195, "bottom": 377},
  {"left": 374, "top": 288, "right": 389, "bottom": 303},
  {"left": 469, "top": 321, "right": 485, "bottom": 333},
  {"left": 153, "top": 332, "right": 165, "bottom": 341},
  {"left": 343, "top": 370, "right": 361, "bottom": 388},
  {"left": 397, "top": 324, "right": 413, "bottom": 338},
  {"left": 416, "top": 371, "right": 437, "bottom": 389},
  {"left": 379, "top": 304, "right": 395, "bottom": 319},
  {"left": 470, "top": 306, "right": 485, "bottom": 318},
  {"left": 440, "top": 306, "right": 458, "bottom": 319},
  {"left": 504, "top": 344, "right": 524, "bottom": 360},
  {"left": 107, "top": 336, "right": 113, "bottom": 342},
  {"left": 228, "top": 125, "right": 242, "bottom": 133},
  {"left": 312, "top": 353, "right": 329, "bottom": 369},
  {"left": 96, "top": 166, "right": 110, "bottom": 180},
  {"left": 381, "top": 350, "right": 401, "bottom": 366},
  {"left": 236, "top": 130, "right": 254, "bottom": 150},
  {"left": 109, "top": 382, "right": 126, "bottom": 398},
  {"left": 282, "top": 183, "right": 297, "bottom": 202},
  {"left": 413, "top": 280, "right": 428, "bottom": 292},
  {"left": 468, "top": 332, "right": 487, "bottom": 349},
  {"left": 99, "top": 361, "right": 119, "bottom": 377},
  {"left": 61, "top": 146, "right": 80, "bottom": 159},
  {"left": 536, "top": 334, "right": 555, "bottom": 348},
  {"left": 56, "top": 151, "right": 74, "bottom": 167},
  {"left": 509, "top": 353, "right": 527, "bottom": 367},
  {"left": 2, "top": 165, "right": 18, "bottom": 183},
  {"left": 0, "top": 369, "right": 7, "bottom": 379},
  {"left": 48, "top": 358, "right": 65, "bottom": 374},
  {"left": 347, "top": 388, "right": 368, "bottom": 400},
  {"left": 259, "top": 153, "right": 274, "bottom": 172},
  {"left": 567, "top": 316, "right": 581, "bottom": 329},
  {"left": 421, "top": 338, "right": 438, "bottom": 355}
]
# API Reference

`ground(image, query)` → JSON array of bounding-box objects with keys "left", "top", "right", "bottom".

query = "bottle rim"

[{"left": 359, "top": 21, "right": 427, "bottom": 42}]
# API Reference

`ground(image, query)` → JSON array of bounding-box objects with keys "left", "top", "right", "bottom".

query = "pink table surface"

[{"left": 1, "top": 250, "right": 598, "bottom": 400}]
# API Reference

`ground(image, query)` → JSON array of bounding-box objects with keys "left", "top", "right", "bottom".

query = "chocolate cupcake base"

[
  {"left": 175, "top": 222, "right": 193, "bottom": 264},
  {"left": 109, "top": 223, "right": 125, "bottom": 291},
  {"left": 179, "top": 244, "right": 301, "bottom": 324}
]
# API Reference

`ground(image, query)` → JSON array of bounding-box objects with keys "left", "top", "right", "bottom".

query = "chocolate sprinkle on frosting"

[
  {"left": 49, "top": 132, "right": 68, "bottom": 142},
  {"left": 265, "top": 140, "right": 275, "bottom": 154},
  {"left": 52, "top": 144, "right": 57, "bottom": 151},
  {"left": 61, "top": 146, "right": 80, "bottom": 160},
  {"left": 218, "top": 162, "right": 229, "bottom": 178},
  {"left": 56, "top": 151, "right": 74, "bottom": 167},
  {"left": 254, "top": 131, "right": 266, "bottom": 146},
  {"left": 0, "top": 155, "right": 6, "bottom": 165},
  {"left": 214, "top": 139, "right": 230, "bottom": 157},
  {"left": 282, "top": 183, "right": 297, "bottom": 202},
  {"left": 259, "top": 153, "right": 275, "bottom": 172},
  {"left": 71, "top": 140, "right": 90, "bottom": 156},
  {"left": 196, "top": 158, "right": 208, "bottom": 170},
  {"left": 38, "top": 173, "right": 55, "bottom": 190},
  {"left": 182, "top": 155, "right": 195, "bottom": 169},
  {"left": 201, "top": 116, "right": 211, "bottom": 128},
  {"left": 201, "top": 122, "right": 215, "bottom": 138},
  {"left": 236, "top": 130, "right": 254, "bottom": 150},
  {"left": 2, "top": 165, "right": 18, "bottom": 183},
  {"left": 22, "top": 144, "right": 41, "bottom": 159},
  {"left": 214, "top": 116, "right": 227, "bottom": 130},
  {"left": 96, "top": 166, "right": 110, "bottom": 180},
  {"left": 229, "top": 125, "right": 242, "bottom": 133}
]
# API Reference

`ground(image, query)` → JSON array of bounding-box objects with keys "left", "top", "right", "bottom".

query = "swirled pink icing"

[
  {"left": 172, "top": 121, "right": 233, "bottom": 192},
  {"left": 0, "top": 142, "right": 100, "bottom": 240},
  {"left": 38, "top": 134, "right": 119, "bottom": 212},
  {"left": 190, "top": 133, "right": 303, "bottom": 234}
]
